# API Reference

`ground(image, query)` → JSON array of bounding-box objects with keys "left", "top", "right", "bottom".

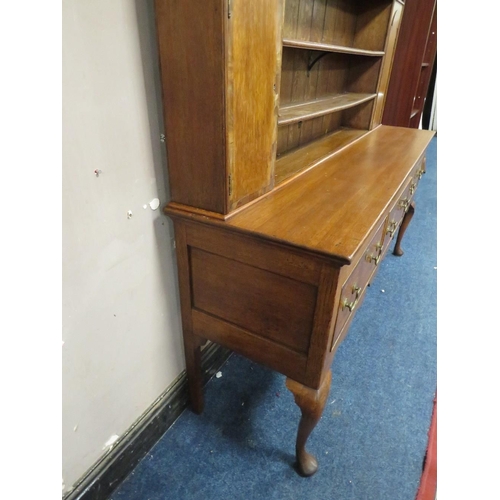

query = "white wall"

[{"left": 62, "top": 0, "right": 184, "bottom": 493}]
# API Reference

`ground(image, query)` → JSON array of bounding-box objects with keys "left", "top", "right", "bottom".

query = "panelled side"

[
  {"left": 155, "top": 0, "right": 227, "bottom": 213},
  {"left": 180, "top": 220, "right": 334, "bottom": 385},
  {"left": 226, "top": 0, "right": 284, "bottom": 211}
]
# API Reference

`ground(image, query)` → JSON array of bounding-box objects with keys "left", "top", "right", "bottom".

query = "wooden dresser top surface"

[
  {"left": 166, "top": 125, "right": 435, "bottom": 264},
  {"left": 225, "top": 125, "right": 435, "bottom": 263}
]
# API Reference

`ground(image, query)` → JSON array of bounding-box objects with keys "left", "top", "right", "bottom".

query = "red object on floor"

[{"left": 415, "top": 395, "right": 437, "bottom": 500}]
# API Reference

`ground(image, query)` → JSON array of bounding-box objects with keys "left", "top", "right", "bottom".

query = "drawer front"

[
  {"left": 331, "top": 154, "right": 427, "bottom": 351},
  {"left": 383, "top": 155, "right": 426, "bottom": 250},
  {"left": 385, "top": 179, "right": 414, "bottom": 245},
  {"left": 414, "top": 156, "right": 426, "bottom": 180},
  {"left": 333, "top": 218, "right": 387, "bottom": 342}
]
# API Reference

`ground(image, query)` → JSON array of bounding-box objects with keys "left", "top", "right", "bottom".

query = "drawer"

[
  {"left": 383, "top": 156, "right": 425, "bottom": 249},
  {"left": 384, "top": 179, "right": 414, "bottom": 246},
  {"left": 414, "top": 156, "right": 426, "bottom": 181},
  {"left": 333, "top": 218, "right": 387, "bottom": 343},
  {"left": 331, "top": 154, "right": 427, "bottom": 351}
]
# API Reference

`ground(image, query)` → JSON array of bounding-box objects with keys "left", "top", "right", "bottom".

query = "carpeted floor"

[{"left": 111, "top": 137, "right": 437, "bottom": 500}]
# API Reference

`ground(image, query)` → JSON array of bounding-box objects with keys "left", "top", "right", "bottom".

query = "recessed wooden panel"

[
  {"left": 190, "top": 248, "right": 318, "bottom": 354},
  {"left": 155, "top": 0, "right": 226, "bottom": 213}
]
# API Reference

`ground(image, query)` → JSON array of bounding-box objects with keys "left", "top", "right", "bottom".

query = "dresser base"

[{"left": 168, "top": 127, "right": 434, "bottom": 476}]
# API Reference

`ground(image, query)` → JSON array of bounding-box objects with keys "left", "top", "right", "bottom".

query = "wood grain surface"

[
  {"left": 226, "top": 125, "right": 434, "bottom": 261},
  {"left": 226, "top": 0, "right": 283, "bottom": 210},
  {"left": 155, "top": 0, "right": 226, "bottom": 213}
]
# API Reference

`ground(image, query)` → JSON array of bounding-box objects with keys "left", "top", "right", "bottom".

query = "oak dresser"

[{"left": 154, "top": 0, "right": 435, "bottom": 476}]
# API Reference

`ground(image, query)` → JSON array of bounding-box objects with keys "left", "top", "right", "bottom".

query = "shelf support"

[{"left": 307, "top": 52, "right": 330, "bottom": 73}]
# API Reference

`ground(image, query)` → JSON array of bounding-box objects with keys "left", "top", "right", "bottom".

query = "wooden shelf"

[
  {"left": 275, "top": 128, "right": 369, "bottom": 184},
  {"left": 283, "top": 38, "right": 385, "bottom": 57},
  {"left": 278, "top": 93, "right": 377, "bottom": 126}
]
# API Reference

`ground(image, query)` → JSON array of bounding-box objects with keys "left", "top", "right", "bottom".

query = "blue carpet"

[{"left": 111, "top": 137, "right": 437, "bottom": 500}]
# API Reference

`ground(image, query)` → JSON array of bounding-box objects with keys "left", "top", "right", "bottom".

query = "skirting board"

[{"left": 64, "top": 343, "right": 231, "bottom": 500}]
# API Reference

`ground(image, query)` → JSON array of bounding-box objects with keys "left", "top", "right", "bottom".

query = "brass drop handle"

[
  {"left": 417, "top": 168, "right": 425, "bottom": 180},
  {"left": 386, "top": 220, "right": 398, "bottom": 237},
  {"left": 399, "top": 197, "right": 410, "bottom": 211},
  {"left": 342, "top": 284, "right": 361, "bottom": 312},
  {"left": 409, "top": 181, "right": 417, "bottom": 196},
  {"left": 366, "top": 242, "right": 383, "bottom": 266}
]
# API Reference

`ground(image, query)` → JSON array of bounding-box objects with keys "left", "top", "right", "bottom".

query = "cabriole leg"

[
  {"left": 286, "top": 370, "right": 332, "bottom": 477},
  {"left": 393, "top": 200, "right": 416, "bottom": 256}
]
